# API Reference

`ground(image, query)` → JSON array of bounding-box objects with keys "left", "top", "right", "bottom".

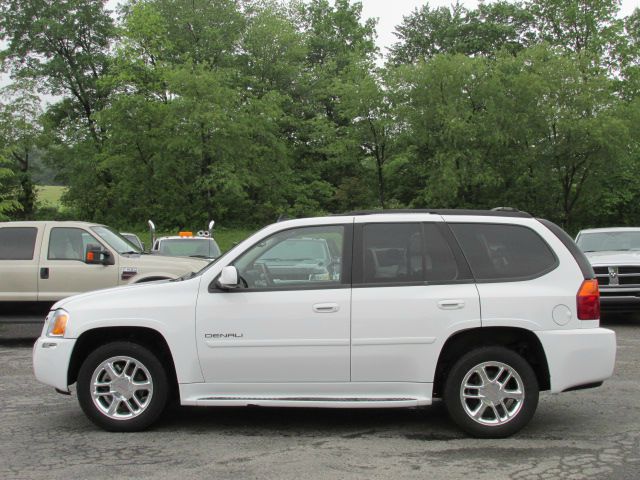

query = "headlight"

[{"left": 46, "top": 309, "right": 69, "bottom": 337}]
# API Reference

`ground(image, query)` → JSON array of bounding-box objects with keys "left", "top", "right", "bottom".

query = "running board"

[{"left": 192, "top": 396, "right": 429, "bottom": 408}]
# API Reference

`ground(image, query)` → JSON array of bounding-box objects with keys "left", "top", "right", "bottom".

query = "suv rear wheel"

[
  {"left": 77, "top": 341, "right": 169, "bottom": 431},
  {"left": 443, "top": 346, "right": 539, "bottom": 438}
]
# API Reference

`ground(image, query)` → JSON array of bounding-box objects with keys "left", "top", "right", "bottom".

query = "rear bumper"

[{"left": 536, "top": 328, "right": 616, "bottom": 393}]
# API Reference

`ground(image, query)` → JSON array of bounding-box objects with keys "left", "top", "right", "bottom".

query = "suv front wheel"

[
  {"left": 77, "top": 341, "right": 169, "bottom": 431},
  {"left": 443, "top": 346, "right": 539, "bottom": 438}
]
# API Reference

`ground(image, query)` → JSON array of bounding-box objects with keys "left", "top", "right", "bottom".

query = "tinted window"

[
  {"left": 362, "top": 223, "right": 424, "bottom": 284},
  {"left": 360, "top": 223, "right": 459, "bottom": 285},
  {"left": 233, "top": 225, "right": 345, "bottom": 290},
  {"left": 49, "top": 228, "right": 102, "bottom": 261},
  {"left": 0, "top": 227, "right": 37, "bottom": 260},
  {"left": 423, "top": 223, "right": 459, "bottom": 282},
  {"left": 450, "top": 223, "right": 557, "bottom": 281}
]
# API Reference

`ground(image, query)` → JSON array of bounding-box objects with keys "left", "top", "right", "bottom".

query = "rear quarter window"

[
  {"left": 0, "top": 227, "right": 38, "bottom": 260},
  {"left": 449, "top": 223, "right": 558, "bottom": 282}
]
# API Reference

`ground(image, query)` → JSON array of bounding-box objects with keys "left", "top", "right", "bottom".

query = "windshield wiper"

[
  {"left": 121, "top": 250, "right": 141, "bottom": 255},
  {"left": 171, "top": 271, "right": 197, "bottom": 282}
]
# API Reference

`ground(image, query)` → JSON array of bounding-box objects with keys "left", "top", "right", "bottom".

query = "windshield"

[
  {"left": 159, "top": 238, "right": 221, "bottom": 258},
  {"left": 577, "top": 231, "right": 640, "bottom": 252},
  {"left": 121, "top": 233, "right": 143, "bottom": 250},
  {"left": 92, "top": 226, "right": 142, "bottom": 254}
]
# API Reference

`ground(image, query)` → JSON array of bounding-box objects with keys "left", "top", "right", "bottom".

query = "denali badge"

[{"left": 205, "top": 333, "right": 244, "bottom": 339}]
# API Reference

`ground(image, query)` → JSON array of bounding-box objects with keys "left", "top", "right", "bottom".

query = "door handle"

[
  {"left": 438, "top": 299, "right": 465, "bottom": 310},
  {"left": 313, "top": 303, "right": 339, "bottom": 313},
  {"left": 40, "top": 267, "right": 49, "bottom": 280}
]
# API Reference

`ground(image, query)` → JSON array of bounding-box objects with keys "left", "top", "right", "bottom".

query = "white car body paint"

[{"left": 33, "top": 212, "right": 616, "bottom": 416}]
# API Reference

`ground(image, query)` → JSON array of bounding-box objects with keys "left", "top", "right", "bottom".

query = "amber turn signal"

[{"left": 50, "top": 312, "right": 68, "bottom": 336}]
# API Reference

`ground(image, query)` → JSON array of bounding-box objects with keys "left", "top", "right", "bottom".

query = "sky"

[{"left": 1, "top": 0, "right": 639, "bottom": 96}]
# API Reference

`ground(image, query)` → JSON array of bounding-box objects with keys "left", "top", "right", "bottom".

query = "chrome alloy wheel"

[
  {"left": 90, "top": 356, "right": 154, "bottom": 420},
  {"left": 460, "top": 361, "right": 525, "bottom": 426}
]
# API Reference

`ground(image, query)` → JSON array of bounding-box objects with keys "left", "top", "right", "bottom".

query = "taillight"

[{"left": 577, "top": 279, "right": 600, "bottom": 320}]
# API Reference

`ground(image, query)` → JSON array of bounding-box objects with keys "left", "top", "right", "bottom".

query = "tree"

[
  {"left": 334, "top": 67, "right": 397, "bottom": 208},
  {"left": 389, "top": 1, "right": 535, "bottom": 64},
  {"left": 0, "top": 81, "right": 42, "bottom": 219},
  {"left": 0, "top": 164, "right": 20, "bottom": 220},
  {"left": 528, "top": 0, "right": 623, "bottom": 56},
  {"left": 0, "top": 0, "right": 116, "bottom": 146}
]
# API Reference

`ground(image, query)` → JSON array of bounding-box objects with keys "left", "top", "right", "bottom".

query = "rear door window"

[
  {"left": 361, "top": 223, "right": 424, "bottom": 284},
  {"left": 449, "top": 223, "right": 558, "bottom": 281},
  {"left": 0, "top": 227, "right": 38, "bottom": 260},
  {"left": 357, "top": 223, "right": 464, "bottom": 285}
]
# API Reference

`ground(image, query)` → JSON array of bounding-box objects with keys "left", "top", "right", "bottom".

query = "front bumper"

[
  {"left": 32, "top": 337, "right": 76, "bottom": 392},
  {"left": 600, "top": 293, "right": 640, "bottom": 312},
  {"left": 536, "top": 328, "right": 616, "bottom": 393}
]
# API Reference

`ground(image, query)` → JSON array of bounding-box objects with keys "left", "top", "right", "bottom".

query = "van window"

[
  {"left": 449, "top": 223, "right": 558, "bottom": 281},
  {"left": 0, "top": 227, "right": 38, "bottom": 260}
]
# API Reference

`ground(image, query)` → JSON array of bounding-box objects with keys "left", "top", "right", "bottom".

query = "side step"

[{"left": 193, "top": 396, "right": 429, "bottom": 408}]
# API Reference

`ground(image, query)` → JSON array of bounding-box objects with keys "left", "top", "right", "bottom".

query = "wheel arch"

[
  {"left": 67, "top": 326, "right": 178, "bottom": 395},
  {"left": 433, "top": 327, "right": 550, "bottom": 398}
]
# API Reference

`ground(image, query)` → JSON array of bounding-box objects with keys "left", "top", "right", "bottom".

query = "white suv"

[{"left": 33, "top": 210, "right": 616, "bottom": 437}]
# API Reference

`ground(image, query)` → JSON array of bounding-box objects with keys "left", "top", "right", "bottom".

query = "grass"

[
  {"left": 36, "top": 185, "right": 66, "bottom": 209},
  {"left": 35, "top": 185, "right": 256, "bottom": 253}
]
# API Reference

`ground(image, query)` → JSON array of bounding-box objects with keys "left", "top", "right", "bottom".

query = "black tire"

[
  {"left": 77, "top": 341, "right": 169, "bottom": 432},
  {"left": 443, "top": 346, "right": 539, "bottom": 438}
]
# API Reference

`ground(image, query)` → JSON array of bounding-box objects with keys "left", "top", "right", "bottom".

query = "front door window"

[{"left": 233, "top": 225, "right": 345, "bottom": 290}]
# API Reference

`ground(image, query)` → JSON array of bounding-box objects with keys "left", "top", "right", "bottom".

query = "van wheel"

[
  {"left": 443, "top": 346, "right": 539, "bottom": 438},
  {"left": 77, "top": 341, "right": 169, "bottom": 432}
]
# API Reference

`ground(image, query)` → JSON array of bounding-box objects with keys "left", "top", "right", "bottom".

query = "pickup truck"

[{"left": 0, "top": 221, "right": 209, "bottom": 303}]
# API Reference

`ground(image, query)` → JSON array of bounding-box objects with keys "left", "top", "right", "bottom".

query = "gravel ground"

[{"left": 0, "top": 315, "right": 639, "bottom": 480}]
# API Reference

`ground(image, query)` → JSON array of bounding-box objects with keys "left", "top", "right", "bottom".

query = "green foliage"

[
  {"left": 0, "top": 0, "right": 638, "bottom": 233},
  {"left": 0, "top": 165, "right": 20, "bottom": 220},
  {"left": 389, "top": 1, "right": 535, "bottom": 64}
]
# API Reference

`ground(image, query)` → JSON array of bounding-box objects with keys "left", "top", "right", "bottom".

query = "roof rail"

[
  {"left": 333, "top": 208, "right": 532, "bottom": 218},
  {"left": 491, "top": 206, "right": 520, "bottom": 212}
]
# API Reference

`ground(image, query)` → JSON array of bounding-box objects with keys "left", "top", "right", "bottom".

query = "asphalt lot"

[{"left": 1, "top": 315, "right": 639, "bottom": 480}]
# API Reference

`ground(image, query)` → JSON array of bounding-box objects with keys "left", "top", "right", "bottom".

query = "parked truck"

[{"left": 0, "top": 221, "right": 209, "bottom": 303}]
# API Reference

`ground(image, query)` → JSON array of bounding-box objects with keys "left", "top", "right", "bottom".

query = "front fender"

[{"left": 62, "top": 278, "right": 204, "bottom": 383}]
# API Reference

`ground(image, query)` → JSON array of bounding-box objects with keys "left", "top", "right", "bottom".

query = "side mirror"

[
  {"left": 217, "top": 266, "right": 239, "bottom": 290},
  {"left": 85, "top": 245, "right": 113, "bottom": 265}
]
